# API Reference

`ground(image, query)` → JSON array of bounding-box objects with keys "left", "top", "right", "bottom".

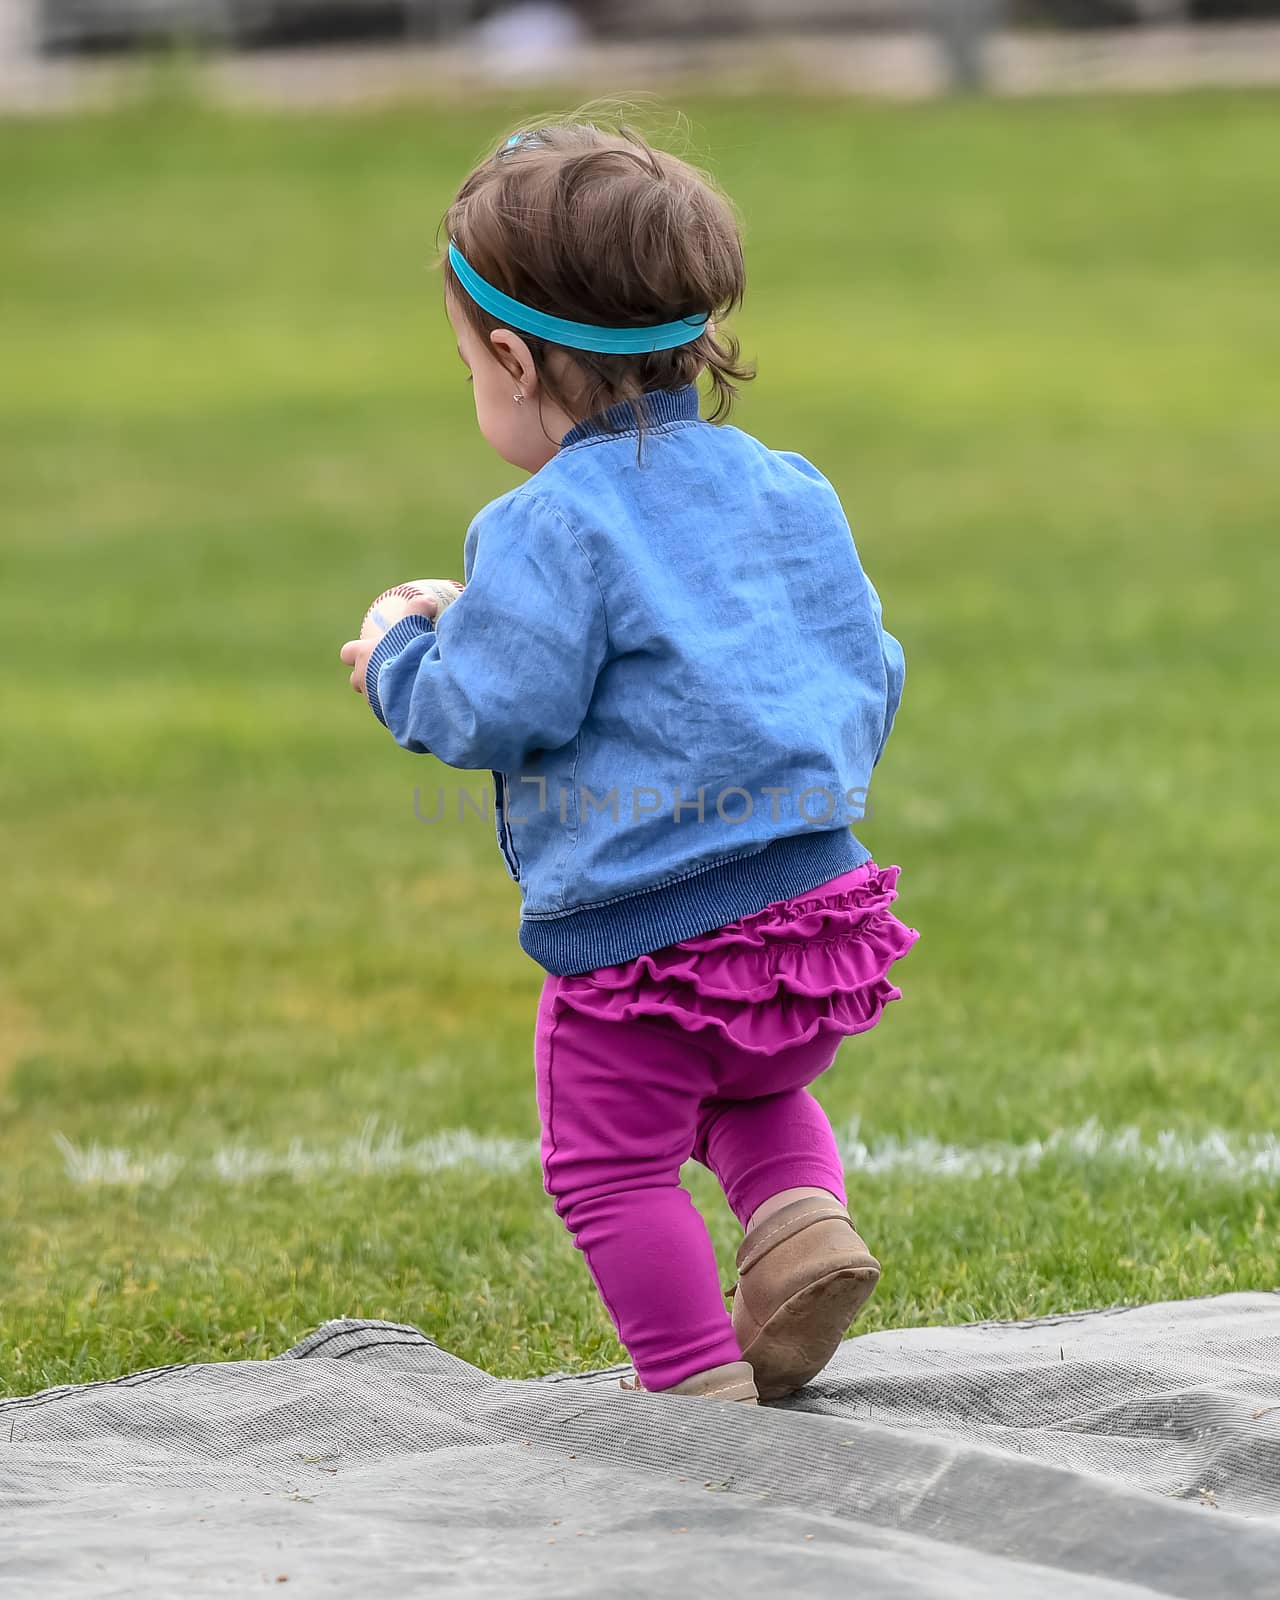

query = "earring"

[{"left": 513, "top": 392, "right": 525, "bottom": 405}]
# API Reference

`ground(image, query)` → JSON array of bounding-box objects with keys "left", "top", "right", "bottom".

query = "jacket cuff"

[{"left": 365, "top": 613, "right": 435, "bottom": 728}]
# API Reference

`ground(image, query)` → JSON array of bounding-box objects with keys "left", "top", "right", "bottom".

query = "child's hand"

[
  {"left": 339, "top": 634, "right": 379, "bottom": 698},
  {"left": 340, "top": 587, "right": 440, "bottom": 698}
]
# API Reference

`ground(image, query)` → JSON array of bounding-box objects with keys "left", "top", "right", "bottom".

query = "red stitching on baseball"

[
  {"left": 362, "top": 581, "right": 463, "bottom": 630},
  {"left": 363, "top": 586, "right": 426, "bottom": 626}
]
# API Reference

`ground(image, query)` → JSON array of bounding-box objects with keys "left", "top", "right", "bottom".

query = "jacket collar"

[{"left": 559, "top": 385, "right": 701, "bottom": 448}]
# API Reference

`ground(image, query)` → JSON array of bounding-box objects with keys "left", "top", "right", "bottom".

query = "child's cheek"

[
  {"left": 475, "top": 392, "right": 513, "bottom": 459},
  {"left": 473, "top": 369, "right": 507, "bottom": 439}
]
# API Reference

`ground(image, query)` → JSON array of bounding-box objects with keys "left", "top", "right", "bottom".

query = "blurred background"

[
  {"left": 1, "top": 0, "right": 1277, "bottom": 1396},
  {"left": 3, "top": 0, "right": 1280, "bottom": 100},
  {"left": 16, "top": 0, "right": 1280, "bottom": 59}
]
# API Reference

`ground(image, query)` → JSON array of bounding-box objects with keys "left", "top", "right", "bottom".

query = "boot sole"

[{"left": 740, "top": 1263, "right": 880, "bottom": 1402}]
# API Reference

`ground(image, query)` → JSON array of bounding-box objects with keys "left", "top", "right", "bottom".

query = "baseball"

[{"left": 361, "top": 579, "right": 464, "bottom": 641}]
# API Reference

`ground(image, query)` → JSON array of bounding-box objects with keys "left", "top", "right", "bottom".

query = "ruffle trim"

[{"left": 552, "top": 861, "right": 920, "bottom": 1055}]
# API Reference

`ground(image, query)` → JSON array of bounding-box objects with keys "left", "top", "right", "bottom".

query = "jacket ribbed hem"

[
  {"left": 559, "top": 385, "right": 700, "bottom": 449},
  {"left": 365, "top": 613, "right": 434, "bottom": 727},
  {"left": 519, "top": 827, "right": 872, "bottom": 976}
]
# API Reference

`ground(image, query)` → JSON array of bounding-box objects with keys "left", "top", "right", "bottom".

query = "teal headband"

[{"left": 447, "top": 240, "right": 709, "bottom": 356}]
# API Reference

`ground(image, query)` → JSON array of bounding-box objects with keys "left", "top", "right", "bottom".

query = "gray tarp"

[{"left": 3, "top": 1291, "right": 1279, "bottom": 1598}]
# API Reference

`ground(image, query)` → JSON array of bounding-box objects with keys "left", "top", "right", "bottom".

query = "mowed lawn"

[{"left": 1, "top": 91, "right": 1277, "bottom": 1398}]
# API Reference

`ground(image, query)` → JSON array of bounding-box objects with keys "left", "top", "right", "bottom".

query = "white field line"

[{"left": 51, "top": 1117, "right": 1280, "bottom": 1190}]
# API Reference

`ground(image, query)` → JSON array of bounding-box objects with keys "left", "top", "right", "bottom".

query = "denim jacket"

[{"left": 364, "top": 386, "right": 905, "bottom": 976}]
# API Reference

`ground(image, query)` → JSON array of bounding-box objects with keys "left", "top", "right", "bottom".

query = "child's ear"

[{"left": 489, "top": 328, "right": 539, "bottom": 393}]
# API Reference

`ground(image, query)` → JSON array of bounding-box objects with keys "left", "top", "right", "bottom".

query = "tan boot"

[
  {"left": 730, "top": 1197, "right": 880, "bottom": 1401},
  {"left": 620, "top": 1360, "right": 758, "bottom": 1403}
]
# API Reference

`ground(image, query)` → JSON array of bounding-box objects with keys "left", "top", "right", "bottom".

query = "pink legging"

[{"left": 534, "top": 977, "right": 848, "bottom": 1392}]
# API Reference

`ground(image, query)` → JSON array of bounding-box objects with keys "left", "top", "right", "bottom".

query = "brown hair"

[{"left": 440, "top": 117, "right": 755, "bottom": 444}]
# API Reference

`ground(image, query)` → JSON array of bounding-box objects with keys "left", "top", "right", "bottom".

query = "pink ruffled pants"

[{"left": 534, "top": 860, "right": 920, "bottom": 1391}]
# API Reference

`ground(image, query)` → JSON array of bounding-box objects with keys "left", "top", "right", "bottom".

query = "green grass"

[{"left": 1, "top": 91, "right": 1278, "bottom": 1398}]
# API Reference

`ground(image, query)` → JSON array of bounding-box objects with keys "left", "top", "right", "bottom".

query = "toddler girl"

[{"left": 340, "top": 120, "right": 920, "bottom": 1405}]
